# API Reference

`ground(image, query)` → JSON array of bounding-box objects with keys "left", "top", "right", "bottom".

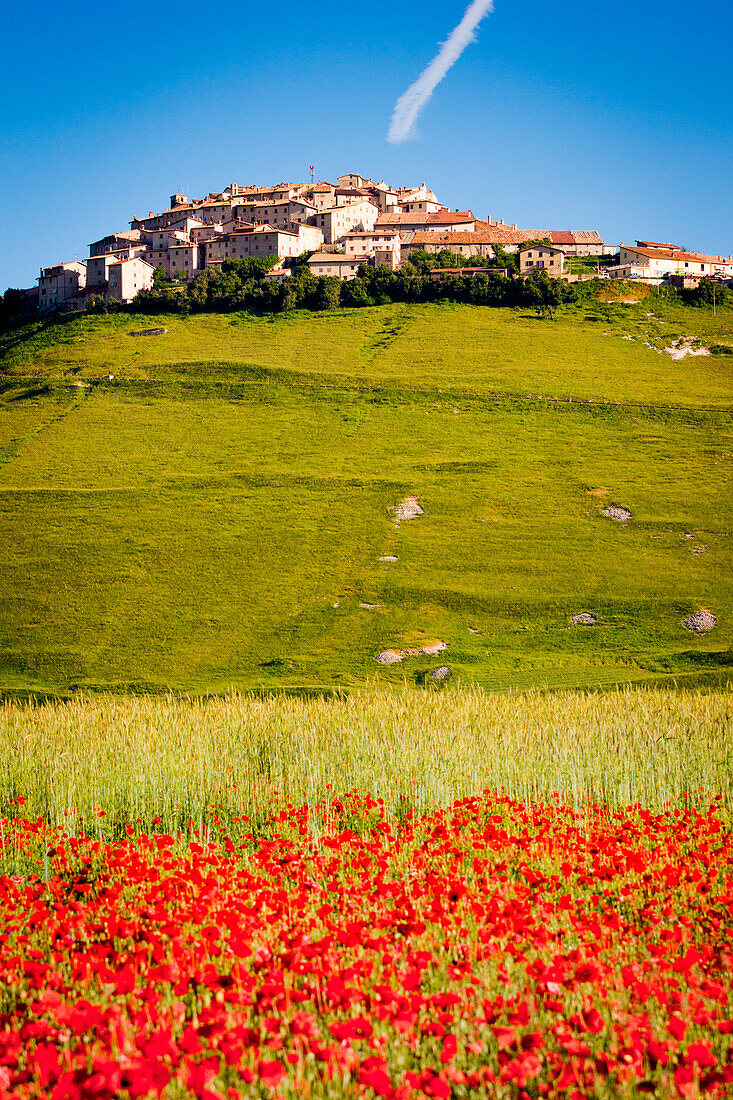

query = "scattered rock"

[
  {"left": 572, "top": 613, "right": 597, "bottom": 626},
  {"left": 468, "top": 627, "right": 481, "bottom": 635},
  {"left": 332, "top": 602, "right": 339, "bottom": 609},
  {"left": 602, "top": 505, "right": 632, "bottom": 522},
  {"left": 691, "top": 545, "right": 707, "bottom": 555},
  {"left": 379, "top": 555, "right": 398, "bottom": 563},
  {"left": 684, "top": 611, "right": 717, "bottom": 633},
  {"left": 69, "top": 381, "right": 89, "bottom": 388},
  {"left": 429, "top": 666, "right": 451, "bottom": 681},
  {"left": 392, "top": 496, "right": 424, "bottom": 521},
  {"left": 360, "top": 602, "right": 379, "bottom": 609},
  {"left": 665, "top": 339, "right": 711, "bottom": 360},
  {"left": 681, "top": 532, "right": 696, "bottom": 540},
  {"left": 105, "top": 374, "right": 115, "bottom": 381},
  {"left": 377, "top": 650, "right": 403, "bottom": 665},
  {"left": 418, "top": 641, "right": 448, "bottom": 656},
  {"left": 130, "top": 328, "right": 167, "bottom": 337}
]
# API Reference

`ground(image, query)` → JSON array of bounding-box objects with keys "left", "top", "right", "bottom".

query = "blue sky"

[{"left": 2, "top": 0, "right": 732, "bottom": 290}]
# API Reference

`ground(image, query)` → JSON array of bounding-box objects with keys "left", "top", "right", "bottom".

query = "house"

[
  {"left": 87, "top": 249, "right": 146, "bottom": 288},
  {"left": 107, "top": 258, "right": 155, "bottom": 303},
  {"left": 399, "top": 197, "right": 444, "bottom": 215},
  {"left": 334, "top": 186, "right": 375, "bottom": 206},
  {"left": 89, "top": 230, "right": 142, "bottom": 257},
  {"left": 263, "top": 266, "right": 292, "bottom": 284},
  {"left": 314, "top": 200, "right": 378, "bottom": 244},
  {"left": 204, "top": 223, "right": 323, "bottom": 265},
  {"left": 306, "top": 253, "right": 367, "bottom": 280},
  {"left": 310, "top": 183, "right": 337, "bottom": 210},
  {"left": 37, "top": 261, "right": 87, "bottom": 313},
  {"left": 337, "top": 173, "right": 369, "bottom": 189},
  {"left": 402, "top": 231, "right": 499, "bottom": 260},
  {"left": 341, "top": 230, "right": 401, "bottom": 259},
  {"left": 234, "top": 199, "right": 317, "bottom": 229},
  {"left": 618, "top": 242, "right": 733, "bottom": 280},
  {"left": 375, "top": 210, "right": 475, "bottom": 240},
  {"left": 547, "top": 230, "right": 605, "bottom": 256},
  {"left": 371, "top": 182, "right": 402, "bottom": 212},
  {"left": 167, "top": 243, "right": 201, "bottom": 278},
  {"left": 519, "top": 246, "right": 565, "bottom": 276}
]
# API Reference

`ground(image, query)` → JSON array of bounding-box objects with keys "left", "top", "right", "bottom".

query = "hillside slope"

[{"left": 0, "top": 302, "right": 731, "bottom": 695}]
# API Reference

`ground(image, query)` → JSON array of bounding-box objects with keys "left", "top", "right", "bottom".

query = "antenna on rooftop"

[{"left": 310, "top": 164, "right": 315, "bottom": 185}]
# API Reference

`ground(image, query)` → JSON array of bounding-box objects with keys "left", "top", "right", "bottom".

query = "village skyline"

[
  {"left": 2, "top": 0, "right": 732, "bottom": 291},
  {"left": 26, "top": 172, "right": 732, "bottom": 318}
]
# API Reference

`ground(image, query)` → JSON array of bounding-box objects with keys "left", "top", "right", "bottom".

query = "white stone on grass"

[{"left": 684, "top": 611, "right": 717, "bottom": 633}]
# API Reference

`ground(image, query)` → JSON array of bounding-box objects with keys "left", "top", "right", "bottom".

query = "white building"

[
  {"left": 341, "top": 229, "right": 401, "bottom": 259},
  {"left": 307, "top": 253, "right": 367, "bottom": 280},
  {"left": 107, "top": 258, "right": 155, "bottom": 303},
  {"left": 37, "top": 261, "right": 87, "bottom": 313},
  {"left": 314, "top": 200, "right": 379, "bottom": 244},
  {"left": 204, "top": 223, "right": 323, "bottom": 264},
  {"left": 87, "top": 250, "right": 146, "bottom": 288},
  {"left": 618, "top": 242, "right": 733, "bottom": 280}
]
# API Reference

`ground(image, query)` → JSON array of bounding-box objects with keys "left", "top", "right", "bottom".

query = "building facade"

[
  {"left": 107, "top": 258, "right": 155, "bottom": 303},
  {"left": 519, "top": 246, "right": 565, "bottom": 275},
  {"left": 37, "top": 262, "right": 87, "bottom": 312}
]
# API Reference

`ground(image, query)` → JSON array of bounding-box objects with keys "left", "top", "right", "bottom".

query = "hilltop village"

[{"left": 30, "top": 171, "right": 733, "bottom": 313}]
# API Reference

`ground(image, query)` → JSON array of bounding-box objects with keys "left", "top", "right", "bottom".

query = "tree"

[
  {"left": 688, "top": 277, "right": 730, "bottom": 310},
  {"left": 491, "top": 243, "right": 518, "bottom": 274},
  {"left": 525, "top": 271, "right": 562, "bottom": 318},
  {"left": 315, "top": 277, "right": 341, "bottom": 311}
]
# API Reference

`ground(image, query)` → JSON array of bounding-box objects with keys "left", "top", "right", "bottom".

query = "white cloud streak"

[{"left": 388, "top": 0, "right": 495, "bottom": 144}]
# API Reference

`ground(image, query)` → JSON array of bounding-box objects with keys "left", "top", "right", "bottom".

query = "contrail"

[{"left": 388, "top": 0, "right": 495, "bottom": 143}]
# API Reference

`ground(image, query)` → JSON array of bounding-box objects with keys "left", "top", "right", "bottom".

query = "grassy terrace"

[{"left": 0, "top": 300, "right": 731, "bottom": 695}]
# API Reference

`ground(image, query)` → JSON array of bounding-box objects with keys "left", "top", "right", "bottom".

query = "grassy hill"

[{"left": 0, "top": 299, "right": 731, "bottom": 696}]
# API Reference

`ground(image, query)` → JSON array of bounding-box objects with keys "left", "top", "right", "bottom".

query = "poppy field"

[
  {"left": 1, "top": 789, "right": 732, "bottom": 1099},
  {"left": 0, "top": 689, "right": 731, "bottom": 1098}
]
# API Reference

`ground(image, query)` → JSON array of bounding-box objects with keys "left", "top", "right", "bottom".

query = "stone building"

[{"left": 519, "top": 245, "right": 565, "bottom": 276}]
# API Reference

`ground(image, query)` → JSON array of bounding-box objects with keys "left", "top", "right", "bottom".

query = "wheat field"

[{"left": 1, "top": 688, "right": 730, "bottom": 847}]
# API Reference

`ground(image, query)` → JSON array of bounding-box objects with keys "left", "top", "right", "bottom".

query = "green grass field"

[{"left": 0, "top": 300, "right": 731, "bottom": 696}]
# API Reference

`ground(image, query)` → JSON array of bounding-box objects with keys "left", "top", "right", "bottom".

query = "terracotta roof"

[
  {"left": 341, "top": 230, "right": 400, "bottom": 238},
  {"left": 308, "top": 252, "right": 362, "bottom": 264},
  {"left": 473, "top": 221, "right": 549, "bottom": 244},
  {"left": 427, "top": 210, "right": 472, "bottom": 224},
  {"left": 520, "top": 244, "right": 565, "bottom": 255},
  {"left": 376, "top": 211, "right": 473, "bottom": 226},
  {"left": 623, "top": 244, "right": 728, "bottom": 264},
  {"left": 408, "top": 232, "right": 495, "bottom": 245},
  {"left": 543, "top": 229, "right": 604, "bottom": 245},
  {"left": 548, "top": 231, "right": 575, "bottom": 246},
  {"left": 635, "top": 240, "right": 678, "bottom": 250},
  {"left": 571, "top": 230, "right": 604, "bottom": 243}
]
